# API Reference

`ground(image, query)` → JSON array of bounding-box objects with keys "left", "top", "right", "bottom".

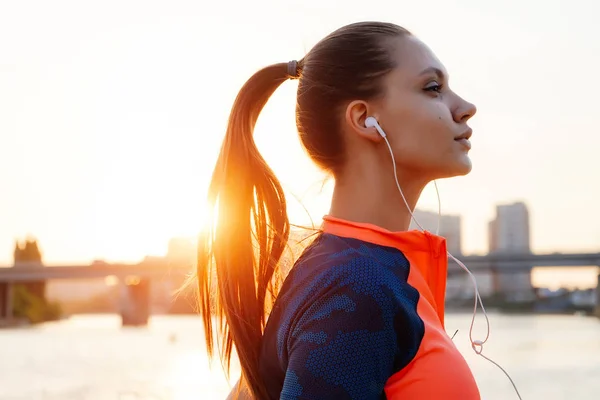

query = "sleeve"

[{"left": 279, "top": 258, "right": 423, "bottom": 400}]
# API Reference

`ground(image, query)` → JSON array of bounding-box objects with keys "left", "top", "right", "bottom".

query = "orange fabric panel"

[
  {"left": 384, "top": 247, "right": 480, "bottom": 399},
  {"left": 322, "top": 216, "right": 481, "bottom": 399}
]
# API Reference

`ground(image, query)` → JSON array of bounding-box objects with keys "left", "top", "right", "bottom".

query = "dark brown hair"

[{"left": 197, "top": 21, "right": 410, "bottom": 399}]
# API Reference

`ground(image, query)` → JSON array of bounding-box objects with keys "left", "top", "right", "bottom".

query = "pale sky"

[{"left": 1, "top": 0, "right": 599, "bottom": 265}]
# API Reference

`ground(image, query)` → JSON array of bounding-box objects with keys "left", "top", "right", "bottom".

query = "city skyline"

[
  {"left": 6, "top": 199, "right": 595, "bottom": 291},
  {"left": 2, "top": 199, "right": 591, "bottom": 266}
]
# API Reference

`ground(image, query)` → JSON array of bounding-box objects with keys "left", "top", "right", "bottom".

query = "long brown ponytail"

[{"left": 198, "top": 62, "right": 293, "bottom": 399}]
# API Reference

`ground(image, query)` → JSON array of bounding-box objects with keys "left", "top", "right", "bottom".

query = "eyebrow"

[{"left": 418, "top": 67, "right": 447, "bottom": 80}]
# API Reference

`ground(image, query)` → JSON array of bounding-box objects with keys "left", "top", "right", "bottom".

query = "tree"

[
  {"left": 14, "top": 238, "right": 42, "bottom": 264},
  {"left": 11, "top": 238, "right": 61, "bottom": 323}
]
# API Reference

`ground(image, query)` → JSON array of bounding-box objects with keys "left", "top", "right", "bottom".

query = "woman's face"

[{"left": 371, "top": 35, "right": 477, "bottom": 181}]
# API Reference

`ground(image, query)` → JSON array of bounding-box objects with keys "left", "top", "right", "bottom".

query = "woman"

[{"left": 199, "top": 21, "right": 480, "bottom": 399}]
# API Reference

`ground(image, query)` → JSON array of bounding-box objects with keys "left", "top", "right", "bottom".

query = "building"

[
  {"left": 409, "top": 209, "right": 475, "bottom": 301},
  {"left": 410, "top": 209, "right": 463, "bottom": 255},
  {"left": 488, "top": 201, "right": 531, "bottom": 254},
  {"left": 487, "top": 201, "right": 534, "bottom": 301}
]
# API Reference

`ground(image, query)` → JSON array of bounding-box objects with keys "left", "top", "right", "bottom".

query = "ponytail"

[{"left": 198, "top": 63, "right": 293, "bottom": 399}]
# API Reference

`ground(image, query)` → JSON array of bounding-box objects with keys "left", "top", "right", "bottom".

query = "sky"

[{"left": 1, "top": 0, "right": 599, "bottom": 265}]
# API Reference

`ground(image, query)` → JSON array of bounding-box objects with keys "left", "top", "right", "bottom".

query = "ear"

[{"left": 344, "top": 100, "right": 383, "bottom": 143}]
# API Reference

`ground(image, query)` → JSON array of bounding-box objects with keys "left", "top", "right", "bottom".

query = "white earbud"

[{"left": 365, "top": 116, "right": 387, "bottom": 138}]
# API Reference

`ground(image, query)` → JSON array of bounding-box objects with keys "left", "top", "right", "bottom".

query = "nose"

[{"left": 453, "top": 96, "right": 477, "bottom": 123}]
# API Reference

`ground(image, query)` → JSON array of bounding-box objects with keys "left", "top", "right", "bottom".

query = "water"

[{"left": 0, "top": 313, "right": 598, "bottom": 399}]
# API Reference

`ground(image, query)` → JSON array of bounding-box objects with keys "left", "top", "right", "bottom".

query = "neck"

[{"left": 329, "top": 167, "right": 427, "bottom": 232}]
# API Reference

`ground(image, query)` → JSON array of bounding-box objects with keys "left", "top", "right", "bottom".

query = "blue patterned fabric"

[{"left": 259, "top": 233, "right": 425, "bottom": 399}]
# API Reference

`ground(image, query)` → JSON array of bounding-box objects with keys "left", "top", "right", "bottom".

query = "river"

[{"left": 0, "top": 313, "right": 598, "bottom": 399}]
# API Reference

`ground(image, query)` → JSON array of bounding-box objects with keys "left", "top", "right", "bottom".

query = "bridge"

[
  {"left": 0, "top": 260, "right": 190, "bottom": 281},
  {"left": 0, "top": 259, "right": 193, "bottom": 326},
  {"left": 0, "top": 251, "right": 598, "bottom": 281},
  {"left": 448, "top": 252, "right": 600, "bottom": 270},
  {"left": 446, "top": 252, "right": 600, "bottom": 313},
  {"left": 1, "top": 251, "right": 599, "bottom": 324}
]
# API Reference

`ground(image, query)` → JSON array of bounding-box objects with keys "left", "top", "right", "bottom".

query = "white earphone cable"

[
  {"left": 433, "top": 180, "right": 441, "bottom": 235},
  {"left": 381, "top": 135, "right": 523, "bottom": 400}
]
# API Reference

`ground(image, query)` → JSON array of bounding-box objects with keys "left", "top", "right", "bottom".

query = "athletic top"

[{"left": 259, "top": 216, "right": 481, "bottom": 399}]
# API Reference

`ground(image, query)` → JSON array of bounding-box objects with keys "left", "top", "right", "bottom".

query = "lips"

[
  {"left": 454, "top": 128, "right": 472, "bottom": 141},
  {"left": 455, "top": 138, "right": 471, "bottom": 149},
  {"left": 454, "top": 128, "right": 472, "bottom": 150}
]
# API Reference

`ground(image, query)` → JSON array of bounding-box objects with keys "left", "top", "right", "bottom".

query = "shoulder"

[
  {"left": 274, "top": 233, "right": 424, "bottom": 362},
  {"left": 267, "top": 234, "right": 426, "bottom": 399},
  {"left": 285, "top": 233, "right": 416, "bottom": 303}
]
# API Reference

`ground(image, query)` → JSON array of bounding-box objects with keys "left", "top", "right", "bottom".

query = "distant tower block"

[
  {"left": 488, "top": 201, "right": 535, "bottom": 302},
  {"left": 410, "top": 209, "right": 463, "bottom": 255}
]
